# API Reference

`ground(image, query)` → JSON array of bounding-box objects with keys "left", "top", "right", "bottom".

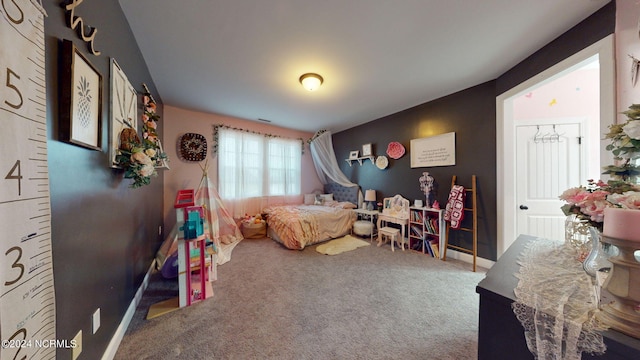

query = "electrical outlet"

[
  {"left": 92, "top": 308, "right": 100, "bottom": 334},
  {"left": 72, "top": 330, "right": 82, "bottom": 360}
]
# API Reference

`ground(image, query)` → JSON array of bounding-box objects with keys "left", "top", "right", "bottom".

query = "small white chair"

[{"left": 378, "top": 226, "right": 404, "bottom": 252}]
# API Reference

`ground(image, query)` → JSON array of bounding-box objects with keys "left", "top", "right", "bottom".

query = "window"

[{"left": 218, "top": 127, "right": 301, "bottom": 199}]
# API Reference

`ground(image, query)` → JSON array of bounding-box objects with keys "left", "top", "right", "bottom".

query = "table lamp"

[{"left": 365, "top": 189, "right": 376, "bottom": 211}]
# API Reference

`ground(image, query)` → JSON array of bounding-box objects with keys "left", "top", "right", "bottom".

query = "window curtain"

[
  {"left": 268, "top": 137, "right": 301, "bottom": 196},
  {"left": 309, "top": 130, "right": 362, "bottom": 203},
  {"left": 218, "top": 128, "right": 264, "bottom": 217},
  {"left": 218, "top": 127, "right": 301, "bottom": 217}
]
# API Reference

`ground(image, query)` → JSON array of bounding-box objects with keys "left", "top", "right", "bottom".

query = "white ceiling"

[{"left": 118, "top": 0, "right": 610, "bottom": 133}]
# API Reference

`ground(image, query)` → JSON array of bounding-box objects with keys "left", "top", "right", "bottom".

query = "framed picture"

[
  {"left": 362, "top": 143, "right": 372, "bottom": 156},
  {"left": 349, "top": 150, "right": 359, "bottom": 160},
  {"left": 410, "top": 132, "right": 456, "bottom": 168},
  {"left": 109, "top": 58, "right": 137, "bottom": 167},
  {"left": 60, "top": 40, "right": 102, "bottom": 151}
]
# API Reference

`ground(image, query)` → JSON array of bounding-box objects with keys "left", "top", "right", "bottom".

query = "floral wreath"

[{"left": 116, "top": 86, "right": 168, "bottom": 188}]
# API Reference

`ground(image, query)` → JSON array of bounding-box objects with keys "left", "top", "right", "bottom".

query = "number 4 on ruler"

[{"left": 5, "top": 160, "right": 22, "bottom": 196}]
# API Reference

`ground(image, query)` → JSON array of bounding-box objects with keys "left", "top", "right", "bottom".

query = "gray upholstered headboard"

[{"left": 324, "top": 183, "right": 360, "bottom": 205}]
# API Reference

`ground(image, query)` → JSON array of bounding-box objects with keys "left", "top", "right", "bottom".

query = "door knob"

[{"left": 519, "top": 205, "right": 529, "bottom": 210}]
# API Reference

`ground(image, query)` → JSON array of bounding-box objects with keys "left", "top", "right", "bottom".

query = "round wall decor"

[
  {"left": 376, "top": 155, "right": 389, "bottom": 170},
  {"left": 386, "top": 141, "right": 405, "bottom": 159},
  {"left": 179, "top": 132, "right": 207, "bottom": 161}
]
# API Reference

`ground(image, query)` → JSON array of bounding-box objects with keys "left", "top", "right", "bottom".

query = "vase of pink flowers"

[
  {"left": 559, "top": 103, "right": 640, "bottom": 272},
  {"left": 559, "top": 180, "right": 639, "bottom": 233}
]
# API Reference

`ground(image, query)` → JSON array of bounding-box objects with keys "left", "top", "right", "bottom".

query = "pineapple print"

[{"left": 76, "top": 76, "right": 93, "bottom": 128}]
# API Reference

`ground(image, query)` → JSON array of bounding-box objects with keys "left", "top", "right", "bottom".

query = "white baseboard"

[
  {"left": 444, "top": 248, "right": 495, "bottom": 271},
  {"left": 101, "top": 260, "right": 155, "bottom": 360}
]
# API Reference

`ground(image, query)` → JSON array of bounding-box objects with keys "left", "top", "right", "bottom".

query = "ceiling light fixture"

[{"left": 299, "top": 73, "right": 323, "bottom": 91}]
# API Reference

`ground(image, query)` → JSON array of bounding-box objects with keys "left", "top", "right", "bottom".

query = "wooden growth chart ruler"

[{"left": 1, "top": 1, "right": 56, "bottom": 359}]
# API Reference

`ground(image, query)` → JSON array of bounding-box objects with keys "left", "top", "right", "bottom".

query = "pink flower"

[
  {"left": 142, "top": 113, "right": 149, "bottom": 122},
  {"left": 386, "top": 141, "right": 405, "bottom": 159},
  {"left": 584, "top": 189, "right": 610, "bottom": 202},
  {"left": 146, "top": 120, "right": 157, "bottom": 129},
  {"left": 608, "top": 191, "right": 640, "bottom": 210},
  {"left": 579, "top": 199, "right": 610, "bottom": 222},
  {"left": 559, "top": 187, "right": 589, "bottom": 204}
]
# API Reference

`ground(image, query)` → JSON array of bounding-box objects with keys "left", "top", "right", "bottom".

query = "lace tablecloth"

[{"left": 512, "top": 238, "right": 608, "bottom": 359}]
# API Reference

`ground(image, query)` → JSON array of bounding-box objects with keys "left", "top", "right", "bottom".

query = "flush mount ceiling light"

[{"left": 299, "top": 73, "right": 323, "bottom": 91}]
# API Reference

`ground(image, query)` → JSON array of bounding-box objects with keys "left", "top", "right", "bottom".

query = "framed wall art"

[
  {"left": 410, "top": 132, "right": 456, "bottom": 168},
  {"left": 362, "top": 143, "right": 372, "bottom": 157},
  {"left": 155, "top": 140, "right": 170, "bottom": 169},
  {"left": 109, "top": 58, "right": 137, "bottom": 167},
  {"left": 178, "top": 132, "right": 208, "bottom": 162},
  {"left": 59, "top": 40, "right": 102, "bottom": 151}
]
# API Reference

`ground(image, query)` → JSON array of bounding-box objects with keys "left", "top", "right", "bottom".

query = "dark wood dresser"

[{"left": 476, "top": 235, "right": 640, "bottom": 360}]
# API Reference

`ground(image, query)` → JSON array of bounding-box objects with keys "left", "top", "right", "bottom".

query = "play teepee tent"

[
  {"left": 195, "top": 163, "right": 243, "bottom": 265},
  {"left": 156, "top": 163, "right": 243, "bottom": 277}
]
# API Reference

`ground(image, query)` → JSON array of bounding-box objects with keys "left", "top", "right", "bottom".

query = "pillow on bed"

[
  {"left": 319, "top": 193, "right": 334, "bottom": 202},
  {"left": 304, "top": 194, "right": 316, "bottom": 205},
  {"left": 325, "top": 201, "right": 357, "bottom": 209}
]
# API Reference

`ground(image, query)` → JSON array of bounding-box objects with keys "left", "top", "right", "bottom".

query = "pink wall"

[
  {"left": 162, "top": 105, "right": 322, "bottom": 232},
  {"left": 616, "top": 0, "right": 640, "bottom": 117},
  {"left": 512, "top": 67, "right": 599, "bottom": 121}
]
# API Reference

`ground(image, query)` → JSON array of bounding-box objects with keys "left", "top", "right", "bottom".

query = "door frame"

[{"left": 496, "top": 34, "right": 616, "bottom": 258}]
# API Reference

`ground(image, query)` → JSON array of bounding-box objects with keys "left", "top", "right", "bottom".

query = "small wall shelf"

[{"left": 345, "top": 156, "right": 375, "bottom": 166}]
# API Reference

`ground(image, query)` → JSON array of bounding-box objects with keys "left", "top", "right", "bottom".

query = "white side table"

[{"left": 352, "top": 208, "right": 379, "bottom": 242}]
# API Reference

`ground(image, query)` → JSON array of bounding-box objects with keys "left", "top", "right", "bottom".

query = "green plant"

[{"left": 603, "top": 104, "right": 640, "bottom": 181}]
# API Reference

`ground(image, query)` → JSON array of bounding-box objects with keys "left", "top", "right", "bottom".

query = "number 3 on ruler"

[
  {"left": 5, "top": 160, "right": 22, "bottom": 196},
  {"left": 4, "top": 246, "right": 24, "bottom": 286}
]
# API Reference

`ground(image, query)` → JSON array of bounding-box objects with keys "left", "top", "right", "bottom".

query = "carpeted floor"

[{"left": 114, "top": 237, "right": 486, "bottom": 359}]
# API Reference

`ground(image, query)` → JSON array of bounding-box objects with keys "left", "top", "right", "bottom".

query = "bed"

[{"left": 264, "top": 183, "right": 360, "bottom": 250}]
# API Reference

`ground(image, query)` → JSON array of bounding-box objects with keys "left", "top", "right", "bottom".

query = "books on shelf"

[
  {"left": 410, "top": 208, "right": 424, "bottom": 223},
  {"left": 430, "top": 238, "right": 440, "bottom": 258},
  {"left": 408, "top": 207, "right": 444, "bottom": 259}
]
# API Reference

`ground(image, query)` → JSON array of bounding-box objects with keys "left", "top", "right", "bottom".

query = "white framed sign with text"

[{"left": 410, "top": 132, "right": 456, "bottom": 168}]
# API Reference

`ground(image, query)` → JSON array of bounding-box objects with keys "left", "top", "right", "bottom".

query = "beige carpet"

[{"left": 315, "top": 235, "right": 370, "bottom": 255}]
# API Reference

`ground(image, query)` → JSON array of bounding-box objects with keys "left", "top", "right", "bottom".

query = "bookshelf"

[{"left": 409, "top": 207, "right": 445, "bottom": 259}]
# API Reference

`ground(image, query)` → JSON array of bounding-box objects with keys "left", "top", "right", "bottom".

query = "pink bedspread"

[{"left": 264, "top": 205, "right": 356, "bottom": 250}]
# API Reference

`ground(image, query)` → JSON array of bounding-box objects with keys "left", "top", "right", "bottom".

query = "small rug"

[{"left": 316, "top": 235, "right": 370, "bottom": 255}]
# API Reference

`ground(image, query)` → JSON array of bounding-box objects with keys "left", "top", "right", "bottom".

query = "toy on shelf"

[
  {"left": 181, "top": 206, "right": 205, "bottom": 240},
  {"left": 175, "top": 189, "right": 214, "bottom": 307}
]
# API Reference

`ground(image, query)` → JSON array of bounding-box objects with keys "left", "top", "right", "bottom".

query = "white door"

[{"left": 515, "top": 122, "right": 583, "bottom": 241}]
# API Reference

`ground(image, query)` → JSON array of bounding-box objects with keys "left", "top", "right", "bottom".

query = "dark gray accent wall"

[
  {"left": 497, "top": 1, "right": 616, "bottom": 95},
  {"left": 333, "top": 1, "right": 615, "bottom": 262},
  {"left": 43, "top": 2, "right": 162, "bottom": 359},
  {"left": 333, "top": 82, "right": 497, "bottom": 260}
]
